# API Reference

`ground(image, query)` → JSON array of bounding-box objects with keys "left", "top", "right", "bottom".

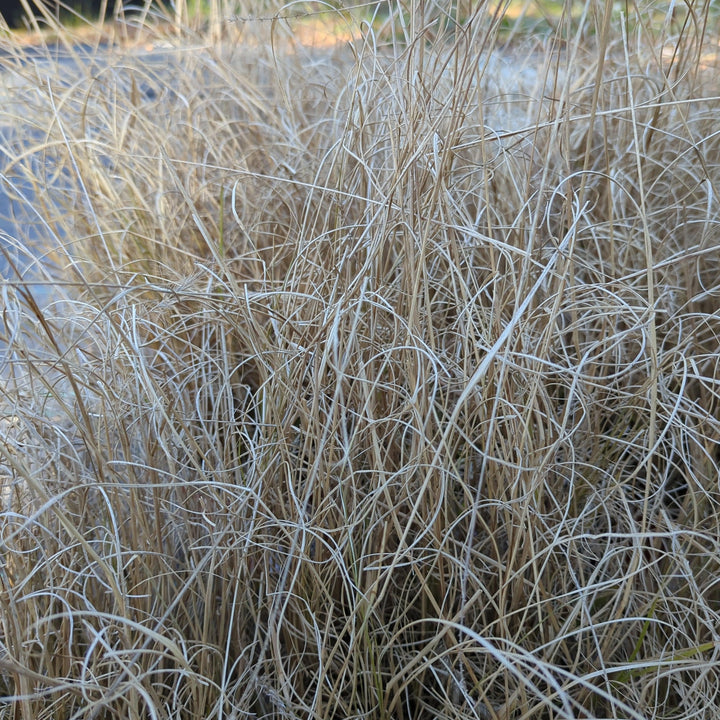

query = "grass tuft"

[{"left": 2, "top": 1, "right": 720, "bottom": 718}]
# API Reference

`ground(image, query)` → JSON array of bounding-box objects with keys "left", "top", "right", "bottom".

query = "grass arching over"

[{"left": 2, "top": 1, "right": 720, "bottom": 717}]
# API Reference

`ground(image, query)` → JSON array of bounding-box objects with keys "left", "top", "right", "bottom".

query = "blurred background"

[
  {"left": 0, "top": 0, "right": 111, "bottom": 27},
  {"left": 0, "top": 0, "right": 307, "bottom": 27},
  {"left": 2, "top": 0, "right": 384, "bottom": 28}
]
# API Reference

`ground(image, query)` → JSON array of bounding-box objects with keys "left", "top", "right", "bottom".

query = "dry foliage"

[{"left": 2, "top": 1, "right": 720, "bottom": 718}]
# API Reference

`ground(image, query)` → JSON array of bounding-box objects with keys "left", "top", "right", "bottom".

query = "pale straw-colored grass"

[{"left": 1, "top": 1, "right": 720, "bottom": 718}]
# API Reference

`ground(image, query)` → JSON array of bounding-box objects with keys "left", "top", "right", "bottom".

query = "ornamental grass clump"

[{"left": 1, "top": 0, "right": 720, "bottom": 718}]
